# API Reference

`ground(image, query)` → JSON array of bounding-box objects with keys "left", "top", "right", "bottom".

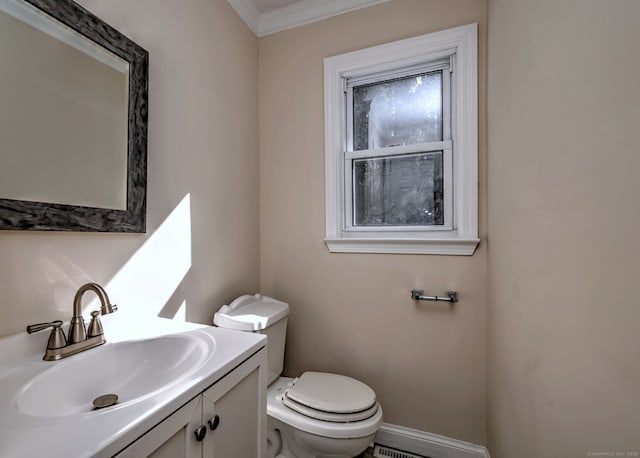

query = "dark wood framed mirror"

[{"left": 0, "top": 0, "right": 148, "bottom": 232}]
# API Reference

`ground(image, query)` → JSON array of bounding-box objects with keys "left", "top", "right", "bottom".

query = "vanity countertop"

[{"left": 0, "top": 311, "right": 266, "bottom": 457}]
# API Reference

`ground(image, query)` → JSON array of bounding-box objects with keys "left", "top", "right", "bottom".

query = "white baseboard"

[{"left": 374, "top": 423, "right": 490, "bottom": 458}]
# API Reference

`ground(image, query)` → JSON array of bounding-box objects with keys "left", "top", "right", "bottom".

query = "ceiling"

[{"left": 227, "top": 0, "right": 391, "bottom": 36}]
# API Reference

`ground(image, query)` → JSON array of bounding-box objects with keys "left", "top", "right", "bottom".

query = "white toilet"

[{"left": 214, "top": 294, "right": 383, "bottom": 458}]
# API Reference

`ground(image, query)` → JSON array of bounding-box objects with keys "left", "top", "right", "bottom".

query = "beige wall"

[
  {"left": 259, "top": 0, "right": 487, "bottom": 444},
  {"left": 487, "top": 0, "right": 640, "bottom": 456},
  {"left": 0, "top": 0, "right": 259, "bottom": 336}
]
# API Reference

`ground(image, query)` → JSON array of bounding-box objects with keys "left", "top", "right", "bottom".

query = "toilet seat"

[
  {"left": 282, "top": 372, "right": 378, "bottom": 422},
  {"left": 268, "top": 376, "right": 383, "bottom": 439},
  {"left": 282, "top": 392, "right": 379, "bottom": 422}
]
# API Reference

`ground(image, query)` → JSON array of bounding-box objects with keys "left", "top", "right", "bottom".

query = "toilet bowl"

[
  {"left": 214, "top": 294, "right": 383, "bottom": 458},
  {"left": 267, "top": 376, "right": 382, "bottom": 458}
]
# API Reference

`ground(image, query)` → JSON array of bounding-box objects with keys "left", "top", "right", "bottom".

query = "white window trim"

[{"left": 323, "top": 23, "right": 479, "bottom": 255}]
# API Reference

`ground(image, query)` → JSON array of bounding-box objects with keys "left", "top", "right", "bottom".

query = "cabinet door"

[
  {"left": 115, "top": 397, "right": 203, "bottom": 458},
  {"left": 202, "top": 354, "right": 267, "bottom": 458}
]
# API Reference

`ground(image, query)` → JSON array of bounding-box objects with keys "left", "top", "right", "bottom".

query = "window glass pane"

[
  {"left": 353, "top": 151, "right": 444, "bottom": 226},
  {"left": 353, "top": 71, "right": 442, "bottom": 151}
]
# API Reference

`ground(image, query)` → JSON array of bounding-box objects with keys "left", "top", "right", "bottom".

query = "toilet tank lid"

[{"left": 214, "top": 294, "right": 290, "bottom": 331}]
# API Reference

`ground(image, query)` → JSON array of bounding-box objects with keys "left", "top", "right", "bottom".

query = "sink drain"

[{"left": 93, "top": 394, "right": 119, "bottom": 410}]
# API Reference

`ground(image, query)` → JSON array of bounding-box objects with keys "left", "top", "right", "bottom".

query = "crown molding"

[{"left": 227, "top": 0, "right": 392, "bottom": 37}]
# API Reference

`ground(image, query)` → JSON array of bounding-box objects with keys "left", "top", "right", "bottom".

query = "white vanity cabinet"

[{"left": 115, "top": 349, "right": 267, "bottom": 458}]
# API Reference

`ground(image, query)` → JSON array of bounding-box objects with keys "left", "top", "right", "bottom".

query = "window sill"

[{"left": 324, "top": 237, "right": 480, "bottom": 255}]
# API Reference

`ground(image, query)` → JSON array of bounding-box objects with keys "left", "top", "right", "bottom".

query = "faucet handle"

[
  {"left": 26, "top": 320, "right": 63, "bottom": 334},
  {"left": 26, "top": 320, "right": 67, "bottom": 350},
  {"left": 87, "top": 311, "right": 104, "bottom": 338}
]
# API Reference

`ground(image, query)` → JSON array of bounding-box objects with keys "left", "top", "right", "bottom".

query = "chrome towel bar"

[{"left": 411, "top": 289, "right": 458, "bottom": 303}]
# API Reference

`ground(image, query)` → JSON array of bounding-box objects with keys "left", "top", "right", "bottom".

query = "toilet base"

[{"left": 267, "top": 415, "right": 375, "bottom": 458}]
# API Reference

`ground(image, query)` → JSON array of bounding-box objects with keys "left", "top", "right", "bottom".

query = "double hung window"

[{"left": 324, "top": 24, "right": 478, "bottom": 255}]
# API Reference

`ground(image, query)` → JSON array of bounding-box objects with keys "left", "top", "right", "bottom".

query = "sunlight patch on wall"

[{"left": 103, "top": 194, "right": 192, "bottom": 319}]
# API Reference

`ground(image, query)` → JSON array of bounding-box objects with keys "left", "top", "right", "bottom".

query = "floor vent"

[{"left": 373, "top": 444, "right": 430, "bottom": 458}]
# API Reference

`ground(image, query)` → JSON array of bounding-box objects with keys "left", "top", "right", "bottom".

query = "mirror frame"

[{"left": 0, "top": 0, "right": 148, "bottom": 233}]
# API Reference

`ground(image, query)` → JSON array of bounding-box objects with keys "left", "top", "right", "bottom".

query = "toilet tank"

[{"left": 214, "top": 294, "right": 290, "bottom": 385}]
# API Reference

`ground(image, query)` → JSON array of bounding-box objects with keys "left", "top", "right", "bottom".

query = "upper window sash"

[{"left": 345, "top": 58, "right": 453, "bottom": 153}]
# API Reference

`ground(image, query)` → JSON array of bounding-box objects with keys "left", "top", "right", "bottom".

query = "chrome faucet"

[{"left": 27, "top": 282, "right": 118, "bottom": 361}]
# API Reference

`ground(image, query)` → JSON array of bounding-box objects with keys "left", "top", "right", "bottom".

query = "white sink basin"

[{"left": 16, "top": 333, "right": 214, "bottom": 417}]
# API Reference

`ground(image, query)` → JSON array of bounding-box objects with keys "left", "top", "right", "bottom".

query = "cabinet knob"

[
  {"left": 194, "top": 425, "right": 207, "bottom": 442},
  {"left": 208, "top": 415, "right": 220, "bottom": 431}
]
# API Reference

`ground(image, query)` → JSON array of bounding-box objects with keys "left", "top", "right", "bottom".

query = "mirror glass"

[
  {"left": 0, "top": 0, "right": 148, "bottom": 232},
  {"left": 0, "top": 0, "right": 129, "bottom": 209}
]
